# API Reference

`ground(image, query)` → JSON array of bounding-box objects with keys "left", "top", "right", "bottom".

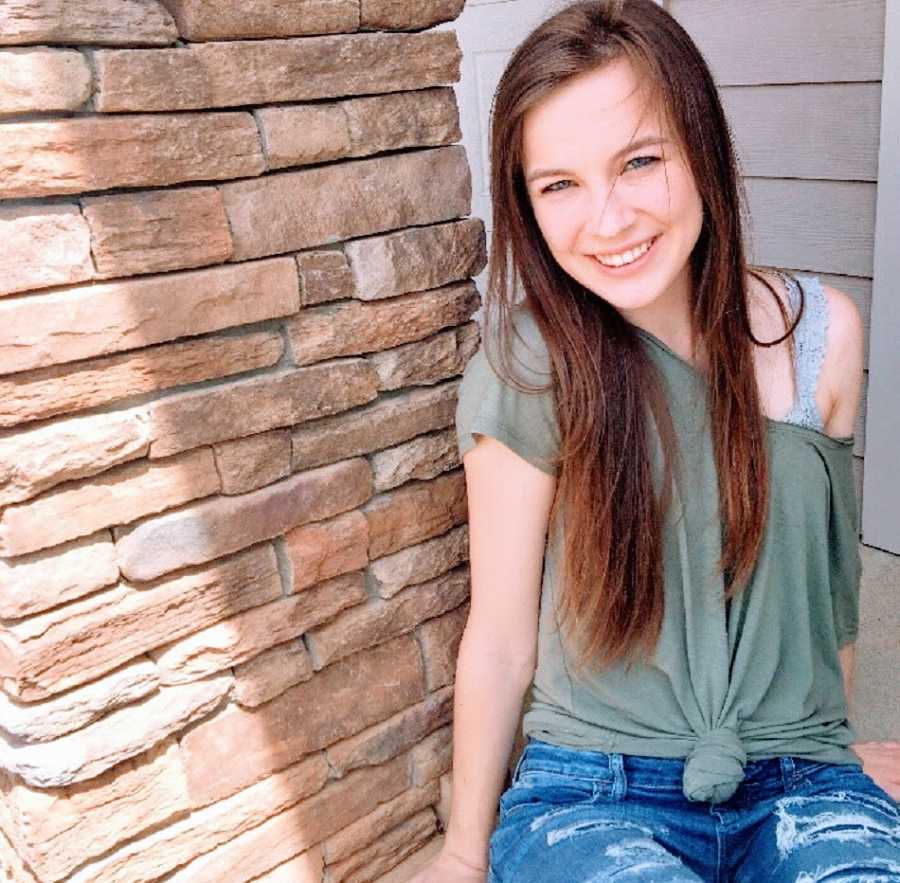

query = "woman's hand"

[
  {"left": 408, "top": 846, "right": 488, "bottom": 883},
  {"left": 854, "top": 740, "right": 900, "bottom": 801}
]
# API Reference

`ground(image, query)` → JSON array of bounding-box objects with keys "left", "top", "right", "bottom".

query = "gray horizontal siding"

[
  {"left": 744, "top": 178, "right": 876, "bottom": 278},
  {"left": 669, "top": 0, "right": 885, "bottom": 85},
  {"left": 723, "top": 83, "right": 881, "bottom": 181}
]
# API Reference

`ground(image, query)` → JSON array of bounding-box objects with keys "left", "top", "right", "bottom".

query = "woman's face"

[{"left": 521, "top": 58, "right": 704, "bottom": 325}]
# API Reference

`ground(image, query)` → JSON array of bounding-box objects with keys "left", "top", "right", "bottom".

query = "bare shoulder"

[
  {"left": 819, "top": 282, "right": 865, "bottom": 436},
  {"left": 821, "top": 283, "right": 865, "bottom": 357}
]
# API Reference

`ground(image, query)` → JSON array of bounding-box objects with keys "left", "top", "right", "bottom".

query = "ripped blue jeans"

[{"left": 489, "top": 738, "right": 900, "bottom": 882}]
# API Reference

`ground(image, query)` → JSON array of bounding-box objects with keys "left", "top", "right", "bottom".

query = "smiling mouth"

[{"left": 594, "top": 236, "right": 658, "bottom": 268}]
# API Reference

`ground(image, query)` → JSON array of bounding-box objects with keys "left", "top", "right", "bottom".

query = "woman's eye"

[
  {"left": 625, "top": 155, "right": 660, "bottom": 172},
  {"left": 541, "top": 180, "right": 572, "bottom": 193},
  {"left": 538, "top": 159, "right": 658, "bottom": 194}
]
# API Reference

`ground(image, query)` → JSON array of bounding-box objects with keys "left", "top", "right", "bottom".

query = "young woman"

[{"left": 413, "top": 1, "right": 900, "bottom": 881}]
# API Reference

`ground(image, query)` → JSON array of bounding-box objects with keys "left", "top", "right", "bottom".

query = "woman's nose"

[{"left": 585, "top": 179, "right": 637, "bottom": 239}]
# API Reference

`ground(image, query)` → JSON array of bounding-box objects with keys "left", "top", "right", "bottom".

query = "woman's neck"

[{"left": 619, "top": 268, "right": 698, "bottom": 366}]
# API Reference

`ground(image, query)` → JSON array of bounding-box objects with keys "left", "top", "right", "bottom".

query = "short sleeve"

[
  {"left": 455, "top": 310, "right": 560, "bottom": 477},
  {"left": 826, "top": 444, "right": 862, "bottom": 647}
]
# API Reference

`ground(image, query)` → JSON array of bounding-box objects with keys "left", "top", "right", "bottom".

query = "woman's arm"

[
  {"left": 437, "top": 612, "right": 536, "bottom": 874},
  {"left": 413, "top": 434, "right": 556, "bottom": 881}
]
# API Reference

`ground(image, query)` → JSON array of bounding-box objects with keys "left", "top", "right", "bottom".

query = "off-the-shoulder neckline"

[{"left": 633, "top": 327, "right": 854, "bottom": 452}]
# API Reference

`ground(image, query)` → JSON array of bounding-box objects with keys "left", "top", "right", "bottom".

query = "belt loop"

[
  {"left": 779, "top": 756, "right": 796, "bottom": 791},
  {"left": 609, "top": 753, "right": 627, "bottom": 800}
]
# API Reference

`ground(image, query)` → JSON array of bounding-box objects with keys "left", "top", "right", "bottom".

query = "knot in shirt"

[{"left": 682, "top": 726, "right": 747, "bottom": 804}]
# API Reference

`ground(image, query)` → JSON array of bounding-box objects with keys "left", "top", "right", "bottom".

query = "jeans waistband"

[{"left": 516, "top": 738, "right": 816, "bottom": 799}]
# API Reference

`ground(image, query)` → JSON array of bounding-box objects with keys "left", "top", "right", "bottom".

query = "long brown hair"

[{"left": 484, "top": 0, "right": 801, "bottom": 673}]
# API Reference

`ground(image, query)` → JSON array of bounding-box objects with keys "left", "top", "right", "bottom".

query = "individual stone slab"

[
  {"left": 459, "top": 320, "right": 481, "bottom": 358},
  {"left": 151, "top": 572, "right": 367, "bottom": 684},
  {"left": 411, "top": 726, "right": 453, "bottom": 785},
  {"left": 360, "top": 0, "right": 464, "bottom": 30},
  {"left": 0, "top": 447, "right": 220, "bottom": 557},
  {"left": 363, "top": 469, "right": 467, "bottom": 560},
  {"left": 94, "top": 31, "right": 460, "bottom": 112},
  {"left": 0, "top": 531, "right": 118, "bottom": 620},
  {"left": 307, "top": 566, "right": 469, "bottom": 668},
  {"left": 64, "top": 753, "right": 329, "bottom": 883},
  {"left": 328, "top": 810, "right": 436, "bottom": 883},
  {"left": 418, "top": 603, "right": 468, "bottom": 691},
  {"left": 325, "top": 687, "right": 453, "bottom": 778},
  {"left": 252, "top": 849, "right": 324, "bottom": 883},
  {"left": 82, "top": 186, "right": 233, "bottom": 279},
  {"left": 0, "top": 658, "right": 158, "bottom": 744},
  {"left": 180, "top": 635, "right": 424, "bottom": 806},
  {"left": 0, "top": 204, "right": 93, "bottom": 297},
  {"left": 369, "top": 321, "right": 480, "bottom": 391},
  {"left": 0, "top": 741, "right": 189, "bottom": 883},
  {"left": 115, "top": 459, "right": 372, "bottom": 581},
  {"left": 346, "top": 219, "right": 485, "bottom": 301},
  {"left": 148, "top": 360, "right": 377, "bottom": 458},
  {"left": 259, "top": 102, "right": 350, "bottom": 167},
  {"left": 0, "top": 330, "right": 283, "bottom": 429},
  {"left": 291, "top": 381, "right": 458, "bottom": 471},
  {"left": 0, "top": 47, "right": 90, "bottom": 116},
  {"left": 297, "top": 251, "right": 356, "bottom": 306},
  {"left": 0, "top": 112, "right": 264, "bottom": 199},
  {"left": 165, "top": 757, "right": 409, "bottom": 883},
  {"left": 286, "top": 281, "right": 479, "bottom": 366},
  {"left": 284, "top": 511, "right": 369, "bottom": 593},
  {"left": 0, "top": 257, "right": 297, "bottom": 376},
  {"left": 0, "top": 544, "right": 282, "bottom": 700},
  {"left": 343, "top": 87, "right": 458, "bottom": 151},
  {"left": 258, "top": 87, "right": 459, "bottom": 170},
  {"left": 323, "top": 782, "right": 440, "bottom": 864},
  {"left": 160, "top": 0, "right": 359, "bottom": 40},
  {"left": 370, "top": 427, "right": 460, "bottom": 493},
  {"left": 0, "top": 0, "right": 177, "bottom": 46},
  {"left": 0, "top": 406, "right": 150, "bottom": 507},
  {"left": 0, "top": 674, "right": 230, "bottom": 788},
  {"left": 221, "top": 146, "right": 470, "bottom": 261},
  {"left": 369, "top": 527, "right": 468, "bottom": 599},
  {"left": 213, "top": 430, "right": 292, "bottom": 496},
  {"left": 232, "top": 641, "right": 314, "bottom": 708}
]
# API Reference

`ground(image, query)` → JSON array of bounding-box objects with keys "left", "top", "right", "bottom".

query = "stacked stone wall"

[{"left": 0, "top": 1, "right": 477, "bottom": 879}]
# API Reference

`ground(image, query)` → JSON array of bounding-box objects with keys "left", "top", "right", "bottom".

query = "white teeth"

[{"left": 596, "top": 237, "right": 655, "bottom": 267}]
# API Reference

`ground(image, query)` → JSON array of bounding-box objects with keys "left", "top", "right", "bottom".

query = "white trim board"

[{"left": 861, "top": 1, "right": 900, "bottom": 554}]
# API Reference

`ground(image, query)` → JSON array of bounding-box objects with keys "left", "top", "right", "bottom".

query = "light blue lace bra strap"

[{"left": 780, "top": 271, "right": 829, "bottom": 432}]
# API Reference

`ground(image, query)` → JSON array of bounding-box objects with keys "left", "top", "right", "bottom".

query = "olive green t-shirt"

[{"left": 455, "top": 278, "right": 862, "bottom": 805}]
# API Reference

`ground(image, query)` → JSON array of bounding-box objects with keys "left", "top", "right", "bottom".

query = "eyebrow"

[{"left": 524, "top": 136, "right": 671, "bottom": 184}]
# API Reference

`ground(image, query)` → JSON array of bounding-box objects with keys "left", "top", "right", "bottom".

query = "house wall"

[{"left": 862, "top": 1, "right": 900, "bottom": 556}]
